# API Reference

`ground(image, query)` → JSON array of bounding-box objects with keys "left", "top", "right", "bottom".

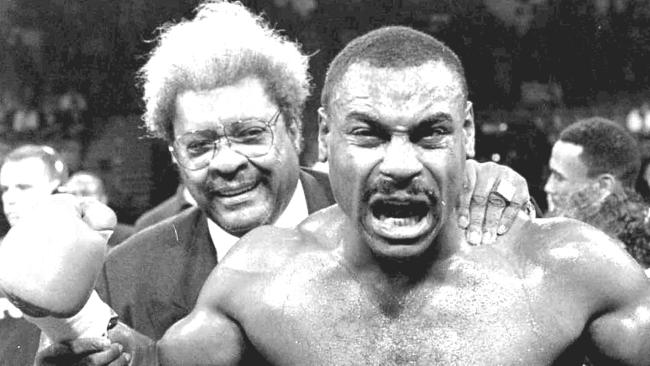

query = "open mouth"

[{"left": 367, "top": 196, "right": 435, "bottom": 242}]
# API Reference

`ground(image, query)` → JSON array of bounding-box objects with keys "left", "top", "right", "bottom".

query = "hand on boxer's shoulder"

[{"left": 0, "top": 194, "right": 117, "bottom": 317}]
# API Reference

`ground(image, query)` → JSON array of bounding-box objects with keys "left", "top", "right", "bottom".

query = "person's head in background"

[
  {"left": 544, "top": 117, "right": 641, "bottom": 219},
  {"left": 0, "top": 144, "right": 68, "bottom": 227},
  {"left": 63, "top": 171, "right": 108, "bottom": 204},
  {"left": 138, "top": 0, "right": 310, "bottom": 237}
]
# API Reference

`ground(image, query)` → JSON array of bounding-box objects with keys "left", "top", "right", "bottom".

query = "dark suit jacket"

[
  {"left": 107, "top": 223, "right": 135, "bottom": 248},
  {"left": 96, "top": 168, "right": 334, "bottom": 339},
  {"left": 133, "top": 186, "right": 193, "bottom": 232}
]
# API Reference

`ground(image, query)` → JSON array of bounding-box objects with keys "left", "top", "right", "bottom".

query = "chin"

[{"left": 208, "top": 202, "right": 275, "bottom": 236}]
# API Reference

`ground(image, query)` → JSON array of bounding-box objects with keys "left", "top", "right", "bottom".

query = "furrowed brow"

[
  {"left": 418, "top": 112, "right": 453, "bottom": 126},
  {"left": 346, "top": 111, "right": 380, "bottom": 125}
]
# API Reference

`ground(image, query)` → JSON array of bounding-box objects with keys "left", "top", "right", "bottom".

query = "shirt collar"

[{"left": 206, "top": 180, "right": 308, "bottom": 261}]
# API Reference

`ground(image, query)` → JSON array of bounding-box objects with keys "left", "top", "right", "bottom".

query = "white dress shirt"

[{"left": 207, "top": 181, "right": 308, "bottom": 262}]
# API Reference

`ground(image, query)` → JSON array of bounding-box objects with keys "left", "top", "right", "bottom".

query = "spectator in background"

[
  {"left": 0, "top": 144, "right": 67, "bottom": 365},
  {"left": 545, "top": 117, "right": 650, "bottom": 268},
  {"left": 133, "top": 183, "right": 195, "bottom": 232},
  {"left": 39, "top": 83, "right": 64, "bottom": 139},
  {"left": 63, "top": 171, "right": 135, "bottom": 247},
  {"left": 0, "top": 144, "right": 68, "bottom": 228},
  {"left": 58, "top": 87, "right": 87, "bottom": 139},
  {"left": 9, "top": 86, "right": 41, "bottom": 134}
]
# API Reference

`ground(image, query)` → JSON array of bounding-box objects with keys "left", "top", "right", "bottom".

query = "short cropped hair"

[
  {"left": 3, "top": 144, "right": 68, "bottom": 184},
  {"left": 139, "top": 0, "right": 311, "bottom": 150},
  {"left": 559, "top": 117, "right": 641, "bottom": 188},
  {"left": 321, "top": 26, "right": 467, "bottom": 110}
]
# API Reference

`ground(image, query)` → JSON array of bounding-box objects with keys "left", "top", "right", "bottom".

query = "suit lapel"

[{"left": 168, "top": 209, "right": 217, "bottom": 316}]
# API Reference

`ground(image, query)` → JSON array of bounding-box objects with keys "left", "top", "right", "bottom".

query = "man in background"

[
  {"left": 0, "top": 144, "right": 68, "bottom": 365},
  {"left": 545, "top": 117, "right": 650, "bottom": 268},
  {"left": 0, "top": 144, "right": 68, "bottom": 228},
  {"left": 63, "top": 171, "right": 135, "bottom": 247}
]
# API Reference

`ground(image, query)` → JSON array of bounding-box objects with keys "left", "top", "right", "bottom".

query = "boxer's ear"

[
  {"left": 317, "top": 107, "right": 330, "bottom": 163},
  {"left": 463, "top": 101, "right": 475, "bottom": 158}
]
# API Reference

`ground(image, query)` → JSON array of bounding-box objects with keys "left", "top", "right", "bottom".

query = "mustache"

[{"left": 363, "top": 178, "right": 437, "bottom": 202}]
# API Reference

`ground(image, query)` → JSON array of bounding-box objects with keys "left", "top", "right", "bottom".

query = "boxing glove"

[{"left": 0, "top": 194, "right": 115, "bottom": 319}]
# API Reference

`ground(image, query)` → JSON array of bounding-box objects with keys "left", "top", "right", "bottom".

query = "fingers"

[
  {"left": 465, "top": 161, "right": 498, "bottom": 246},
  {"left": 458, "top": 159, "right": 478, "bottom": 230},
  {"left": 481, "top": 191, "right": 508, "bottom": 244},
  {"left": 107, "top": 353, "right": 131, "bottom": 366},
  {"left": 67, "top": 337, "right": 111, "bottom": 355},
  {"left": 464, "top": 159, "right": 533, "bottom": 245},
  {"left": 35, "top": 339, "right": 129, "bottom": 366},
  {"left": 496, "top": 189, "right": 530, "bottom": 236},
  {"left": 80, "top": 343, "right": 129, "bottom": 366}
]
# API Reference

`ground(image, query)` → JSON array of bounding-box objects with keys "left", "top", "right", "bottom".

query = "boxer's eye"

[
  {"left": 347, "top": 123, "right": 387, "bottom": 148},
  {"left": 411, "top": 122, "right": 450, "bottom": 149}
]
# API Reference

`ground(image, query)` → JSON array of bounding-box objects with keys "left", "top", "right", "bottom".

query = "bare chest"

[{"left": 237, "top": 264, "right": 585, "bottom": 366}]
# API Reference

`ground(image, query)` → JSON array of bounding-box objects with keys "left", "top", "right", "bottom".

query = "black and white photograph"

[{"left": 0, "top": 0, "right": 649, "bottom": 365}]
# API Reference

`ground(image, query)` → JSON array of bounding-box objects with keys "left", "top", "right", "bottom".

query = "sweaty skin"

[
  {"left": 118, "top": 207, "right": 650, "bottom": 366},
  {"left": 111, "top": 59, "right": 650, "bottom": 366}
]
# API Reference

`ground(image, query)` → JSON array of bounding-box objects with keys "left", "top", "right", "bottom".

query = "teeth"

[
  {"left": 379, "top": 216, "right": 420, "bottom": 226},
  {"left": 218, "top": 183, "right": 256, "bottom": 197}
]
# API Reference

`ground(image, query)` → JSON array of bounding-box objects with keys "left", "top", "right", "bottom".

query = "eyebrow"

[
  {"left": 419, "top": 112, "right": 453, "bottom": 125},
  {"left": 345, "top": 111, "right": 454, "bottom": 127}
]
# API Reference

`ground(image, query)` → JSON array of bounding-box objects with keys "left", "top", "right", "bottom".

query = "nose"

[
  {"left": 544, "top": 175, "right": 555, "bottom": 195},
  {"left": 379, "top": 135, "right": 423, "bottom": 181},
  {"left": 207, "top": 142, "right": 249, "bottom": 175}
]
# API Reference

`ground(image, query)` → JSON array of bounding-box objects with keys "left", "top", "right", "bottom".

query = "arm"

[
  {"left": 155, "top": 302, "right": 246, "bottom": 365},
  {"left": 458, "top": 159, "right": 532, "bottom": 245},
  {"left": 575, "top": 228, "right": 650, "bottom": 365},
  {"left": 115, "top": 265, "right": 247, "bottom": 366},
  {"left": 35, "top": 281, "right": 247, "bottom": 366},
  {"left": 588, "top": 291, "right": 650, "bottom": 366}
]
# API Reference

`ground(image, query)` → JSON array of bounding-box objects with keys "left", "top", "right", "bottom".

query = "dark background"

[{"left": 1, "top": 0, "right": 649, "bottom": 220}]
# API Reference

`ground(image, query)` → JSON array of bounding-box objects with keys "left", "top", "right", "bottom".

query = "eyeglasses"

[{"left": 170, "top": 110, "right": 281, "bottom": 171}]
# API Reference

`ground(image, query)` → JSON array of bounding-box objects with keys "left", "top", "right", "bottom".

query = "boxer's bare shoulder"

[
  {"left": 197, "top": 206, "right": 346, "bottom": 310},
  {"left": 503, "top": 215, "right": 647, "bottom": 309},
  {"left": 218, "top": 205, "right": 344, "bottom": 272}
]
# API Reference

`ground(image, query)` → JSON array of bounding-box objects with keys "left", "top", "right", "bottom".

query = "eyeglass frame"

[{"left": 169, "top": 109, "right": 283, "bottom": 171}]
